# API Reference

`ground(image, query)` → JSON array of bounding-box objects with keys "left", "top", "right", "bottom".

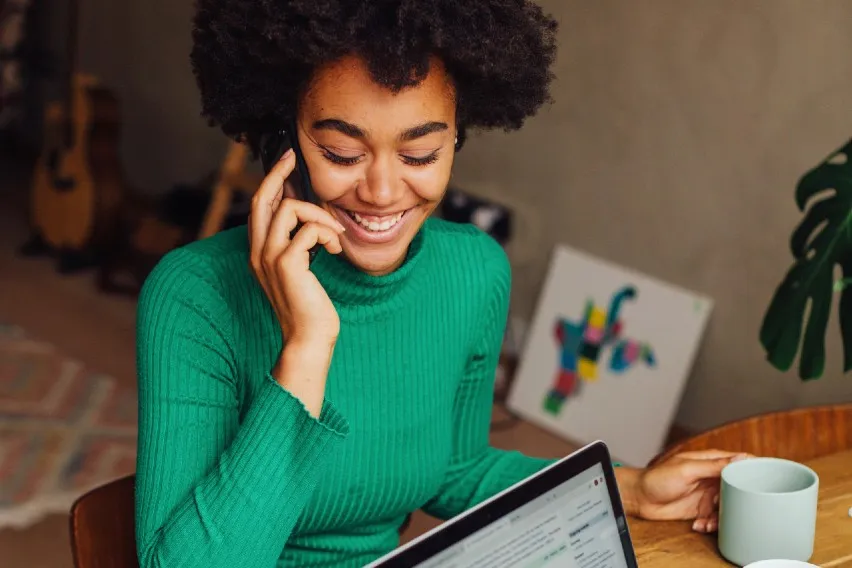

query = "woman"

[{"left": 134, "top": 1, "right": 746, "bottom": 567}]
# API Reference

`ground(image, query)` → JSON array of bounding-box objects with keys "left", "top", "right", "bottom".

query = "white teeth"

[{"left": 351, "top": 211, "right": 404, "bottom": 232}]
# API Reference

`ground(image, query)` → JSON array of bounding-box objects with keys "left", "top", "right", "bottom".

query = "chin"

[
  {"left": 342, "top": 242, "right": 408, "bottom": 276},
  {"left": 333, "top": 205, "right": 430, "bottom": 276}
]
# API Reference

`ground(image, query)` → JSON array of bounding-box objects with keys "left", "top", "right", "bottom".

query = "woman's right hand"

[{"left": 248, "top": 148, "right": 346, "bottom": 350}]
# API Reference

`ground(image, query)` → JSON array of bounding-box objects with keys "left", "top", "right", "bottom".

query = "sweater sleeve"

[
  {"left": 421, "top": 243, "right": 556, "bottom": 520},
  {"left": 134, "top": 248, "right": 349, "bottom": 568}
]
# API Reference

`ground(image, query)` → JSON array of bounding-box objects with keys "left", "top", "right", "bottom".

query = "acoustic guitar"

[{"left": 20, "top": 0, "right": 124, "bottom": 273}]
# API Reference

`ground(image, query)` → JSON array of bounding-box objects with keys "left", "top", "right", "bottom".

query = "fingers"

[
  {"left": 291, "top": 222, "right": 343, "bottom": 255},
  {"left": 689, "top": 478, "right": 721, "bottom": 533},
  {"left": 681, "top": 456, "right": 736, "bottom": 481},
  {"left": 695, "top": 479, "right": 717, "bottom": 518},
  {"left": 706, "top": 515, "right": 718, "bottom": 533},
  {"left": 675, "top": 450, "right": 754, "bottom": 461},
  {"left": 250, "top": 147, "right": 345, "bottom": 277},
  {"left": 693, "top": 513, "right": 718, "bottom": 533},
  {"left": 275, "top": 222, "right": 343, "bottom": 272},
  {"left": 250, "top": 149, "right": 296, "bottom": 269},
  {"left": 265, "top": 198, "right": 345, "bottom": 254},
  {"left": 257, "top": 148, "right": 297, "bottom": 203}
]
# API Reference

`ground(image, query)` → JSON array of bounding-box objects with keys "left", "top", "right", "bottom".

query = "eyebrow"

[
  {"left": 400, "top": 121, "right": 448, "bottom": 141},
  {"left": 312, "top": 119, "right": 449, "bottom": 142},
  {"left": 313, "top": 119, "right": 366, "bottom": 139}
]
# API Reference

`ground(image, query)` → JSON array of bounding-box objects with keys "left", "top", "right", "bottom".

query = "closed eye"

[
  {"left": 320, "top": 147, "right": 440, "bottom": 167},
  {"left": 321, "top": 149, "right": 362, "bottom": 166},
  {"left": 401, "top": 151, "right": 439, "bottom": 166}
]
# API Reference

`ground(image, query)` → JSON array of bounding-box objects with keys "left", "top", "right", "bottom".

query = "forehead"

[{"left": 301, "top": 55, "right": 457, "bottom": 126}]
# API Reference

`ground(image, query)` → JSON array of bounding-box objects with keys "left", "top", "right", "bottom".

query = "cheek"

[
  {"left": 306, "top": 162, "right": 358, "bottom": 201},
  {"left": 404, "top": 162, "right": 453, "bottom": 202}
]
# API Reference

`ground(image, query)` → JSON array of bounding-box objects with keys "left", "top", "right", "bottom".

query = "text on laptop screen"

[{"left": 413, "top": 464, "right": 630, "bottom": 568}]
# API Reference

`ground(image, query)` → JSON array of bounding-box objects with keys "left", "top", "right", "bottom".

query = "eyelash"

[
  {"left": 403, "top": 152, "right": 439, "bottom": 167},
  {"left": 322, "top": 151, "right": 360, "bottom": 166},
  {"left": 321, "top": 149, "right": 440, "bottom": 167}
]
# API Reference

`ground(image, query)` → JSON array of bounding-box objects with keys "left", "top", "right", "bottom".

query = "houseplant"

[{"left": 761, "top": 138, "right": 852, "bottom": 380}]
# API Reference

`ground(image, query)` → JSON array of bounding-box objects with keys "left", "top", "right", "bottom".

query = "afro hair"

[{"left": 190, "top": 0, "right": 558, "bottom": 151}]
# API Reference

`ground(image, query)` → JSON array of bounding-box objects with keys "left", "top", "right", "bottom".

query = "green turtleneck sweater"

[{"left": 134, "top": 217, "right": 556, "bottom": 568}]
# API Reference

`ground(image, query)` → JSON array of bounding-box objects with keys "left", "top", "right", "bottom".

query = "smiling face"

[{"left": 292, "top": 54, "right": 457, "bottom": 276}]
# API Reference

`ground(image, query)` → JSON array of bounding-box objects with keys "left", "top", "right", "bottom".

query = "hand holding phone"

[
  {"left": 249, "top": 145, "right": 345, "bottom": 346},
  {"left": 249, "top": 148, "right": 345, "bottom": 417},
  {"left": 259, "top": 120, "right": 323, "bottom": 263}
]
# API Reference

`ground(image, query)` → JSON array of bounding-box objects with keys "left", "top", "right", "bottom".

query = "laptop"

[{"left": 366, "top": 440, "right": 638, "bottom": 568}]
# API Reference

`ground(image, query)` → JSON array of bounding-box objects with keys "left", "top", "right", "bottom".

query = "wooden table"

[{"left": 628, "top": 448, "right": 852, "bottom": 567}]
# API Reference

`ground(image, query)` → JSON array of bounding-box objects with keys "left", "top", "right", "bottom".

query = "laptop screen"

[{"left": 411, "top": 463, "right": 631, "bottom": 568}]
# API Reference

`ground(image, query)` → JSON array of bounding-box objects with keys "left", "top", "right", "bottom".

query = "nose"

[{"left": 357, "top": 154, "right": 404, "bottom": 208}]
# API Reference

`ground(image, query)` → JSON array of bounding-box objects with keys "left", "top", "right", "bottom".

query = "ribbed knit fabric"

[{"left": 134, "top": 217, "right": 556, "bottom": 568}]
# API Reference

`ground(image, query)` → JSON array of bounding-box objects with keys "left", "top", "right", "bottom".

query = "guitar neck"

[{"left": 63, "top": 0, "right": 80, "bottom": 148}]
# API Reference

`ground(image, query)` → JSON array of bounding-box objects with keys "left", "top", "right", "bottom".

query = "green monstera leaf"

[{"left": 760, "top": 138, "right": 852, "bottom": 380}]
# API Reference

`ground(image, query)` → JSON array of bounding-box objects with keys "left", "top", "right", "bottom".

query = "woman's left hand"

[{"left": 623, "top": 450, "right": 752, "bottom": 533}]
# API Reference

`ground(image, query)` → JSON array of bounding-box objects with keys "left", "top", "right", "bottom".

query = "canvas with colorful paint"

[{"left": 506, "top": 245, "right": 712, "bottom": 466}]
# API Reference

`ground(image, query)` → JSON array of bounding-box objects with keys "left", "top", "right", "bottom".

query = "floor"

[{"left": 0, "top": 154, "right": 581, "bottom": 566}]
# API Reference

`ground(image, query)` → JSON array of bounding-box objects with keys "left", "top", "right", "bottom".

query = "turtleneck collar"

[{"left": 310, "top": 221, "right": 429, "bottom": 320}]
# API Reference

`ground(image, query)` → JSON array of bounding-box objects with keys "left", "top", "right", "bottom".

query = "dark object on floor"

[
  {"left": 156, "top": 183, "right": 214, "bottom": 232},
  {"left": 96, "top": 212, "right": 186, "bottom": 297},
  {"left": 96, "top": 174, "right": 250, "bottom": 296},
  {"left": 439, "top": 188, "right": 513, "bottom": 246},
  {"left": 96, "top": 184, "right": 212, "bottom": 297}
]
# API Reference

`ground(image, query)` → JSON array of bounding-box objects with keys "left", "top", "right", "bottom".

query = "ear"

[{"left": 455, "top": 124, "right": 467, "bottom": 152}]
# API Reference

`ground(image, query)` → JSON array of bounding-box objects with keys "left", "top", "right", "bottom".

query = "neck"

[
  {"left": 361, "top": 256, "right": 405, "bottom": 278},
  {"left": 309, "top": 222, "right": 430, "bottom": 321}
]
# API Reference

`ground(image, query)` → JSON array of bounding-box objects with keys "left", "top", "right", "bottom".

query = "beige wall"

[
  {"left": 67, "top": 0, "right": 852, "bottom": 430},
  {"left": 73, "top": 0, "right": 232, "bottom": 193},
  {"left": 450, "top": 0, "right": 852, "bottom": 430}
]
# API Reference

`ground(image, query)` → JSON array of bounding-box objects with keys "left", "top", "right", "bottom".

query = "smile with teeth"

[{"left": 346, "top": 210, "right": 406, "bottom": 232}]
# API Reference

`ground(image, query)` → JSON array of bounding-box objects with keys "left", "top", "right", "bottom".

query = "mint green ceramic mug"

[{"left": 717, "top": 457, "right": 819, "bottom": 566}]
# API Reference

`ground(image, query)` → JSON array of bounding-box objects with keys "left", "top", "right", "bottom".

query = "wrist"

[
  {"left": 614, "top": 466, "right": 642, "bottom": 517},
  {"left": 275, "top": 340, "right": 335, "bottom": 379},
  {"left": 283, "top": 335, "right": 336, "bottom": 360},
  {"left": 272, "top": 341, "right": 335, "bottom": 418},
  {"left": 287, "top": 329, "right": 338, "bottom": 351}
]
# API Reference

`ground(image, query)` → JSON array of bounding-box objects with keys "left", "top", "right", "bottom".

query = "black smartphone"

[{"left": 258, "top": 118, "right": 321, "bottom": 263}]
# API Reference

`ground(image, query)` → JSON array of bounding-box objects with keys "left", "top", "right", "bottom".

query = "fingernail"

[
  {"left": 280, "top": 149, "right": 293, "bottom": 160},
  {"left": 713, "top": 494, "right": 719, "bottom": 506},
  {"left": 692, "top": 520, "right": 700, "bottom": 531},
  {"left": 336, "top": 222, "right": 346, "bottom": 232},
  {"left": 731, "top": 453, "right": 750, "bottom": 462}
]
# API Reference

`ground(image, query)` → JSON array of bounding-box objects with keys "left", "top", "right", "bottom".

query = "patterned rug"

[{"left": 0, "top": 323, "right": 137, "bottom": 529}]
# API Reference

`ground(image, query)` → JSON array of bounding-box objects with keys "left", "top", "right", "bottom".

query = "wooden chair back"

[
  {"left": 650, "top": 403, "right": 852, "bottom": 466},
  {"left": 198, "top": 141, "right": 262, "bottom": 240},
  {"left": 69, "top": 474, "right": 139, "bottom": 568},
  {"left": 67, "top": 472, "right": 412, "bottom": 566}
]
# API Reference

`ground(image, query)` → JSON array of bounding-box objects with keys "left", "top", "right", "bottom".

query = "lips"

[
  {"left": 334, "top": 206, "right": 415, "bottom": 244},
  {"left": 348, "top": 210, "right": 405, "bottom": 232}
]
